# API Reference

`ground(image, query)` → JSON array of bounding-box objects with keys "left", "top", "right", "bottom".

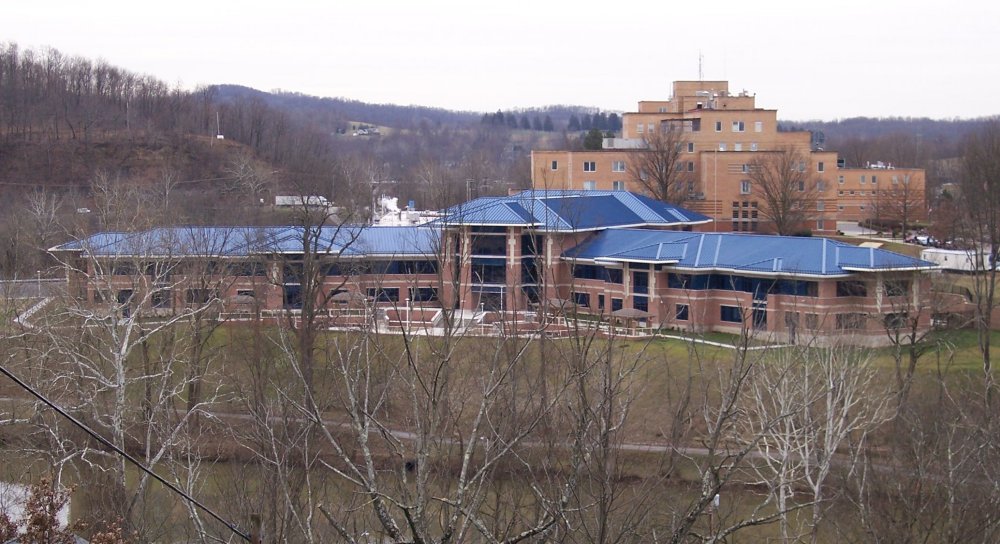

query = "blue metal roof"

[
  {"left": 52, "top": 226, "right": 441, "bottom": 259},
  {"left": 439, "top": 190, "right": 710, "bottom": 231},
  {"left": 565, "top": 230, "right": 937, "bottom": 276}
]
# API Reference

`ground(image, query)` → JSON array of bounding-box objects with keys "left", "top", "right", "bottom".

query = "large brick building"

[
  {"left": 52, "top": 191, "right": 937, "bottom": 346},
  {"left": 531, "top": 81, "right": 926, "bottom": 235}
]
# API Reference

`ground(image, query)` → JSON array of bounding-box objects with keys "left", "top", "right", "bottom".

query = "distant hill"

[
  {"left": 211, "top": 85, "right": 607, "bottom": 133},
  {"left": 780, "top": 117, "right": 997, "bottom": 148}
]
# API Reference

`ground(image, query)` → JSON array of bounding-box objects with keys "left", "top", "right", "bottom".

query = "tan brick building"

[{"left": 531, "top": 81, "right": 925, "bottom": 234}]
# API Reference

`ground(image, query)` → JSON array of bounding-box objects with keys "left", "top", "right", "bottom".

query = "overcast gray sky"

[{"left": 4, "top": 0, "right": 997, "bottom": 120}]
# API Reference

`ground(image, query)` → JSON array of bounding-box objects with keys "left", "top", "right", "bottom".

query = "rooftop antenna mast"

[{"left": 699, "top": 51, "right": 703, "bottom": 81}]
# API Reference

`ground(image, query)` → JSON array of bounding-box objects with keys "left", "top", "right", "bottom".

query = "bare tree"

[
  {"left": 748, "top": 147, "right": 820, "bottom": 235},
  {"left": 958, "top": 120, "right": 1000, "bottom": 384},
  {"left": 627, "top": 124, "right": 694, "bottom": 205},
  {"left": 745, "top": 344, "right": 893, "bottom": 543},
  {"left": 870, "top": 174, "right": 925, "bottom": 237}
]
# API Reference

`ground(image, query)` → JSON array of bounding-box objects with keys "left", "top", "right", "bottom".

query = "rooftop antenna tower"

[
  {"left": 698, "top": 51, "right": 703, "bottom": 81},
  {"left": 216, "top": 112, "right": 224, "bottom": 140}
]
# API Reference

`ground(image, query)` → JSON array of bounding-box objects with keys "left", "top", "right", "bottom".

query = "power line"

[{"left": 0, "top": 362, "right": 252, "bottom": 542}]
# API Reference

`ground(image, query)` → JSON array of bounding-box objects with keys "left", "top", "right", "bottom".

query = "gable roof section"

[
  {"left": 439, "top": 190, "right": 710, "bottom": 231},
  {"left": 565, "top": 229, "right": 936, "bottom": 276}
]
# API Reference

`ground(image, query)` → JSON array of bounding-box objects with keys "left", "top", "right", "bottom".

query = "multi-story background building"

[{"left": 531, "top": 81, "right": 926, "bottom": 235}]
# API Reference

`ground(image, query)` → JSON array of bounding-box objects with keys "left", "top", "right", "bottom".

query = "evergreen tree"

[
  {"left": 506, "top": 113, "right": 518, "bottom": 129},
  {"left": 520, "top": 115, "right": 531, "bottom": 130},
  {"left": 608, "top": 112, "right": 622, "bottom": 131},
  {"left": 594, "top": 112, "right": 608, "bottom": 131},
  {"left": 494, "top": 110, "right": 505, "bottom": 126},
  {"left": 581, "top": 114, "right": 592, "bottom": 130},
  {"left": 567, "top": 114, "right": 580, "bottom": 131},
  {"left": 532, "top": 115, "right": 543, "bottom": 131},
  {"left": 583, "top": 128, "right": 604, "bottom": 150},
  {"left": 543, "top": 115, "right": 554, "bottom": 131}
]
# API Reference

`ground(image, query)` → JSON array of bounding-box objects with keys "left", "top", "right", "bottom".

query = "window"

[
  {"left": 884, "top": 312, "right": 908, "bottom": 329},
  {"left": 860, "top": 175, "right": 866, "bottom": 184},
  {"left": 687, "top": 142, "right": 695, "bottom": 153},
  {"left": 816, "top": 219, "right": 825, "bottom": 230},
  {"left": 805, "top": 313, "right": 819, "bottom": 329},
  {"left": 836, "top": 280, "right": 868, "bottom": 297},
  {"left": 606, "top": 268, "right": 623, "bottom": 284},
  {"left": 885, "top": 279, "right": 911, "bottom": 297},
  {"left": 611, "top": 298, "right": 623, "bottom": 311},
  {"left": 715, "top": 121, "right": 722, "bottom": 132},
  {"left": 836, "top": 313, "right": 867, "bottom": 331},
  {"left": 687, "top": 161, "right": 695, "bottom": 172},
  {"left": 741, "top": 164, "right": 749, "bottom": 173},
  {"left": 817, "top": 201, "right": 825, "bottom": 211},
  {"left": 367, "top": 287, "right": 400, "bottom": 303},
  {"left": 186, "top": 289, "right": 217, "bottom": 304},
  {"left": 838, "top": 205, "right": 844, "bottom": 210},
  {"left": 818, "top": 162, "right": 825, "bottom": 172},
  {"left": 797, "top": 180, "right": 805, "bottom": 192},
  {"left": 583, "top": 161, "right": 596, "bottom": 172},
  {"left": 734, "top": 143, "right": 742, "bottom": 151},
  {"left": 647, "top": 123, "right": 654, "bottom": 134},
  {"left": 892, "top": 175, "right": 899, "bottom": 184},
  {"left": 817, "top": 180, "right": 826, "bottom": 191},
  {"left": 750, "top": 142, "right": 758, "bottom": 151},
  {"left": 732, "top": 120, "right": 745, "bottom": 132},
  {"left": 611, "top": 160, "right": 626, "bottom": 172},
  {"left": 583, "top": 180, "right": 596, "bottom": 190},
  {"left": 718, "top": 142, "right": 727, "bottom": 151},
  {"left": 551, "top": 160, "right": 558, "bottom": 170},
  {"left": 871, "top": 175, "right": 877, "bottom": 184},
  {"left": 409, "top": 287, "right": 439, "bottom": 302},
  {"left": 633, "top": 296, "right": 648, "bottom": 312},
  {"left": 838, "top": 175, "right": 845, "bottom": 184},
  {"left": 151, "top": 289, "right": 171, "bottom": 309},
  {"left": 637, "top": 123, "right": 644, "bottom": 134},
  {"left": 598, "top": 294, "right": 605, "bottom": 310},
  {"left": 573, "top": 291, "right": 590, "bottom": 307},
  {"left": 720, "top": 305, "right": 743, "bottom": 323},
  {"left": 754, "top": 121, "right": 763, "bottom": 132},
  {"left": 612, "top": 180, "right": 625, "bottom": 191},
  {"left": 675, "top": 303, "right": 689, "bottom": 321},
  {"left": 740, "top": 180, "right": 751, "bottom": 194}
]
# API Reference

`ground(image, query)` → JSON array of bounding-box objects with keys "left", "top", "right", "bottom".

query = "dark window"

[
  {"left": 720, "top": 305, "right": 743, "bottom": 323},
  {"left": 606, "top": 268, "right": 623, "bottom": 284},
  {"left": 675, "top": 304, "right": 689, "bottom": 321},
  {"left": 611, "top": 298, "right": 623, "bottom": 311},
  {"left": 884, "top": 312, "right": 908, "bottom": 329},
  {"left": 633, "top": 296, "right": 648, "bottom": 312},
  {"left": 836, "top": 313, "right": 867, "bottom": 330},
  {"left": 283, "top": 285, "right": 302, "bottom": 309},
  {"left": 836, "top": 280, "right": 868, "bottom": 297},
  {"left": 367, "top": 288, "right": 400, "bottom": 303},
  {"left": 885, "top": 279, "right": 910, "bottom": 297},
  {"left": 151, "top": 289, "right": 171, "bottom": 308},
  {"left": 472, "top": 258, "right": 506, "bottom": 283},
  {"left": 471, "top": 235, "right": 507, "bottom": 255},
  {"left": 805, "top": 313, "right": 820, "bottom": 329},
  {"left": 632, "top": 271, "right": 649, "bottom": 294},
  {"left": 409, "top": 287, "right": 438, "bottom": 302},
  {"left": 598, "top": 294, "right": 605, "bottom": 310},
  {"left": 186, "top": 289, "right": 217, "bottom": 304},
  {"left": 573, "top": 291, "right": 591, "bottom": 307}
]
